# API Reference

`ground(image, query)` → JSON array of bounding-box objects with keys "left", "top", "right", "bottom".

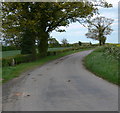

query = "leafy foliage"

[
  {"left": 2, "top": 54, "right": 34, "bottom": 67},
  {"left": 86, "top": 16, "right": 114, "bottom": 45},
  {"left": 2, "top": 1, "right": 112, "bottom": 56},
  {"left": 103, "top": 46, "right": 120, "bottom": 60},
  {"left": 95, "top": 45, "right": 120, "bottom": 61},
  {"left": 48, "top": 37, "right": 60, "bottom": 48}
]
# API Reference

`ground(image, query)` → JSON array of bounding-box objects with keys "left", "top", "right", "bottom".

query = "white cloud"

[{"left": 106, "top": 0, "right": 119, "bottom": 8}]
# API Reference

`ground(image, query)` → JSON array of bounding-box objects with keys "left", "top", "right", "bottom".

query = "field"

[
  {"left": 107, "top": 43, "right": 120, "bottom": 47},
  {"left": 2, "top": 50, "right": 21, "bottom": 58},
  {"left": 2, "top": 47, "right": 70, "bottom": 58}
]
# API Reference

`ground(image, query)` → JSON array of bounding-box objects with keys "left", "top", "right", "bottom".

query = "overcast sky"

[{"left": 51, "top": 0, "right": 119, "bottom": 44}]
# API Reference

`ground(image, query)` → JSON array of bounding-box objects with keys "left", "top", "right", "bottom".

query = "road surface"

[{"left": 3, "top": 50, "right": 118, "bottom": 111}]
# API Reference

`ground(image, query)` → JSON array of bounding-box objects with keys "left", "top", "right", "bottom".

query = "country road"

[{"left": 3, "top": 50, "right": 118, "bottom": 111}]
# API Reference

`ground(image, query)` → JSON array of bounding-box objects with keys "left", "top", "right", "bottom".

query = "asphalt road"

[{"left": 3, "top": 50, "right": 118, "bottom": 111}]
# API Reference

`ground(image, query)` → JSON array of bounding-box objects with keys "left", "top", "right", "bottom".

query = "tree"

[
  {"left": 89, "top": 41, "right": 92, "bottom": 45},
  {"left": 2, "top": 1, "right": 112, "bottom": 56},
  {"left": 32, "top": 2, "right": 97, "bottom": 56},
  {"left": 78, "top": 41, "right": 82, "bottom": 46},
  {"left": 2, "top": 3, "right": 37, "bottom": 58},
  {"left": 48, "top": 37, "right": 60, "bottom": 47},
  {"left": 61, "top": 38, "right": 68, "bottom": 47},
  {"left": 85, "top": 16, "right": 114, "bottom": 45}
]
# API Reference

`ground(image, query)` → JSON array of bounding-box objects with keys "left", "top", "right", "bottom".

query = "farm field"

[
  {"left": 107, "top": 43, "right": 120, "bottom": 47},
  {"left": 1, "top": 47, "right": 71, "bottom": 58},
  {"left": 2, "top": 50, "right": 21, "bottom": 58}
]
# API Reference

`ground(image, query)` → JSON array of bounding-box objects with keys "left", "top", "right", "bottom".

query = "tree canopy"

[
  {"left": 2, "top": 1, "right": 112, "bottom": 56},
  {"left": 86, "top": 16, "right": 114, "bottom": 45}
]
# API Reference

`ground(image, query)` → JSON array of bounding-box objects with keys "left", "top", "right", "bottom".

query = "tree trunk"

[
  {"left": 99, "top": 34, "right": 102, "bottom": 46},
  {"left": 102, "top": 37, "right": 106, "bottom": 45},
  {"left": 99, "top": 40, "right": 102, "bottom": 46},
  {"left": 38, "top": 31, "right": 49, "bottom": 57}
]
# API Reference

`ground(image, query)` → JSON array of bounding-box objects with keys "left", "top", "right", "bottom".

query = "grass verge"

[
  {"left": 84, "top": 50, "right": 119, "bottom": 85},
  {"left": 2, "top": 48, "right": 92, "bottom": 83}
]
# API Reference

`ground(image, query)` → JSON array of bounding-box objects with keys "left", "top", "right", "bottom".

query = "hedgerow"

[
  {"left": 1, "top": 54, "right": 34, "bottom": 67},
  {"left": 1, "top": 45, "right": 97, "bottom": 67}
]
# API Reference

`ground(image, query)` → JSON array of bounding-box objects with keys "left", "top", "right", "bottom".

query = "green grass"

[
  {"left": 2, "top": 48, "right": 93, "bottom": 83},
  {"left": 2, "top": 50, "right": 21, "bottom": 58},
  {"left": 84, "top": 50, "right": 119, "bottom": 85}
]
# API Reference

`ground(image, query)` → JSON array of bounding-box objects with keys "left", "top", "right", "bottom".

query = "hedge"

[
  {"left": 1, "top": 54, "right": 34, "bottom": 67},
  {"left": 47, "top": 45, "right": 96, "bottom": 56},
  {"left": 1, "top": 45, "right": 97, "bottom": 67}
]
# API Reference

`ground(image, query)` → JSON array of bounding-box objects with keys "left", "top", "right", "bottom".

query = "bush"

[
  {"left": 103, "top": 46, "right": 120, "bottom": 60},
  {"left": 2, "top": 57, "right": 13, "bottom": 67},
  {"left": 47, "top": 46, "right": 95, "bottom": 56},
  {"left": 94, "top": 45, "right": 120, "bottom": 60},
  {"left": 14, "top": 54, "right": 34, "bottom": 64}
]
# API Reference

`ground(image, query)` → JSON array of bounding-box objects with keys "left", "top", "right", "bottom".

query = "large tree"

[
  {"left": 2, "top": 1, "right": 112, "bottom": 56},
  {"left": 30, "top": 2, "right": 97, "bottom": 56},
  {"left": 86, "top": 16, "right": 114, "bottom": 45}
]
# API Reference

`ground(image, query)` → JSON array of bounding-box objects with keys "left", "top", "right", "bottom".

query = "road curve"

[{"left": 3, "top": 50, "right": 118, "bottom": 111}]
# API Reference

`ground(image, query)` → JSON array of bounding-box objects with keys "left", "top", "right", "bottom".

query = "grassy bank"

[
  {"left": 84, "top": 48, "right": 119, "bottom": 85},
  {"left": 2, "top": 48, "right": 92, "bottom": 83}
]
